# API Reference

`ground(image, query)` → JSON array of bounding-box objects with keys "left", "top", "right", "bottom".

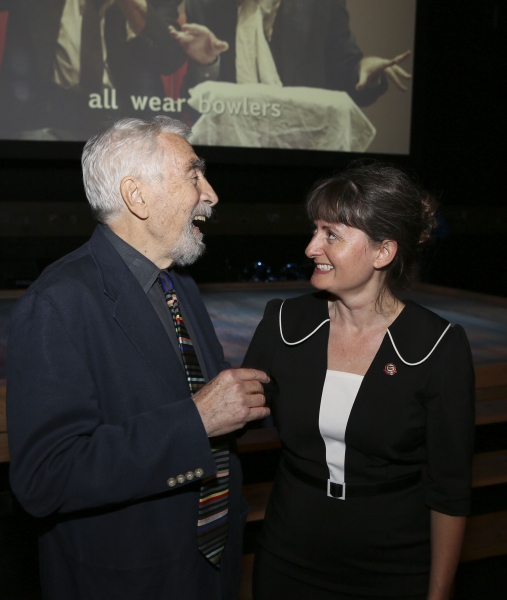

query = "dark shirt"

[{"left": 101, "top": 224, "right": 210, "bottom": 381}]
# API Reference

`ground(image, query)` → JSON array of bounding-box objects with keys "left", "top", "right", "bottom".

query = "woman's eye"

[{"left": 327, "top": 231, "right": 337, "bottom": 240}]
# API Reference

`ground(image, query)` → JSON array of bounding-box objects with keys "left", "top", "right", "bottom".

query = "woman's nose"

[{"left": 305, "top": 237, "right": 322, "bottom": 258}]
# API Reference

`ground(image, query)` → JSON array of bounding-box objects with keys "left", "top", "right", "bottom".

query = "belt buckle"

[{"left": 327, "top": 479, "right": 346, "bottom": 500}]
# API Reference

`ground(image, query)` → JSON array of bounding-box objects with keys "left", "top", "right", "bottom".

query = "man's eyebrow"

[{"left": 189, "top": 158, "right": 206, "bottom": 174}]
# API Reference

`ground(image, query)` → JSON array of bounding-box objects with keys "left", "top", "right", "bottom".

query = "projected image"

[{"left": 0, "top": 1, "right": 415, "bottom": 154}]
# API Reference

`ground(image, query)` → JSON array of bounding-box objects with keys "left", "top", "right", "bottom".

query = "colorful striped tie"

[{"left": 159, "top": 272, "right": 229, "bottom": 567}]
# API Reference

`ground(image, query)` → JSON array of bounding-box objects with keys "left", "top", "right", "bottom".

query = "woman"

[{"left": 243, "top": 164, "right": 475, "bottom": 599}]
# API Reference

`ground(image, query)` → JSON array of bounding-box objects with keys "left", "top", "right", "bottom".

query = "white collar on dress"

[{"left": 278, "top": 300, "right": 451, "bottom": 366}]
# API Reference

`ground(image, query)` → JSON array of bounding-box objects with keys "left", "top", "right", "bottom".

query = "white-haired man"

[{"left": 6, "top": 116, "right": 270, "bottom": 599}]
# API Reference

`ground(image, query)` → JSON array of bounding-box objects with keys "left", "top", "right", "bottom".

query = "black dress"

[{"left": 243, "top": 294, "right": 475, "bottom": 599}]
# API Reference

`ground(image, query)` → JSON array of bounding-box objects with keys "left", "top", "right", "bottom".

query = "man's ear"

[
  {"left": 374, "top": 239, "right": 398, "bottom": 269},
  {"left": 119, "top": 176, "right": 149, "bottom": 220}
]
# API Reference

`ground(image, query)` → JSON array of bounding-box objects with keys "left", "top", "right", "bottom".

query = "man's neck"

[{"left": 106, "top": 222, "right": 174, "bottom": 269}]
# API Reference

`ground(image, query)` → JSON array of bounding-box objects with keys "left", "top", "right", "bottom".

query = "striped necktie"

[{"left": 159, "top": 271, "right": 229, "bottom": 567}]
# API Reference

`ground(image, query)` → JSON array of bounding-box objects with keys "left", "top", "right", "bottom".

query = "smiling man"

[{"left": 6, "top": 116, "right": 270, "bottom": 599}]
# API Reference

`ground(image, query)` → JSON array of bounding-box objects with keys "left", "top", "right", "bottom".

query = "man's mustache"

[{"left": 190, "top": 202, "right": 213, "bottom": 223}]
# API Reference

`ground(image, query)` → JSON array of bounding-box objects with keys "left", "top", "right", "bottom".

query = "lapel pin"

[{"left": 384, "top": 363, "right": 397, "bottom": 375}]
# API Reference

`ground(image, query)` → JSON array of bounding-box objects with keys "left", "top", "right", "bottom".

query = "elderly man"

[{"left": 6, "top": 116, "right": 269, "bottom": 599}]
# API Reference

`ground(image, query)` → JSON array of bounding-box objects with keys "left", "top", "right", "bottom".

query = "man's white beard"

[{"left": 171, "top": 202, "right": 213, "bottom": 266}]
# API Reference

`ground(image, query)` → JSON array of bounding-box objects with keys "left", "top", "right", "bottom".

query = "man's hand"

[
  {"left": 356, "top": 50, "right": 412, "bottom": 92},
  {"left": 115, "top": 0, "right": 148, "bottom": 36},
  {"left": 168, "top": 23, "right": 229, "bottom": 66},
  {"left": 193, "top": 368, "right": 270, "bottom": 437}
]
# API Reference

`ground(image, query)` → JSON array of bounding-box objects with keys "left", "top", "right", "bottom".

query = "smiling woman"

[
  {"left": 243, "top": 164, "right": 475, "bottom": 600},
  {"left": 305, "top": 164, "right": 438, "bottom": 304}
]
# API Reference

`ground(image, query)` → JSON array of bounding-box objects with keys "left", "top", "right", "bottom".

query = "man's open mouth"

[{"left": 192, "top": 215, "right": 207, "bottom": 228}]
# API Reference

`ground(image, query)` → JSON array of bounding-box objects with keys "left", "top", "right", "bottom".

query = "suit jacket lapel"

[
  {"left": 112, "top": 285, "right": 190, "bottom": 394},
  {"left": 88, "top": 227, "right": 189, "bottom": 395}
]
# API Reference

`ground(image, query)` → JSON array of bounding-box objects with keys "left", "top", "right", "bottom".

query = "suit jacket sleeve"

[
  {"left": 7, "top": 290, "right": 217, "bottom": 518},
  {"left": 423, "top": 325, "right": 475, "bottom": 515},
  {"left": 106, "top": 0, "right": 187, "bottom": 90}
]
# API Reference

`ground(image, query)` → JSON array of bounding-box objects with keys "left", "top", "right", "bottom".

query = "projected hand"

[
  {"left": 115, "top": 0, "right": 148, "bottom": 35},
  {"left": 169, "top": 24, "right": 229, "bottom": 66},
  {"left": 356, "top": 50, "right": 412, "bottom": 92}
]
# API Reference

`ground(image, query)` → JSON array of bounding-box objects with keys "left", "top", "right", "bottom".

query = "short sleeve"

[{"left": 424, "top": 325, "right": 475, "bottom": 516}]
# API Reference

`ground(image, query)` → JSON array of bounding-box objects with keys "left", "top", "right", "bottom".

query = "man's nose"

[{"left": 200, "top": 177, "right": 219, "bottom": 206}]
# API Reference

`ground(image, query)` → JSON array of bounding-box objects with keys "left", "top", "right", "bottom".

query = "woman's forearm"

[{"left": 428, "top": 510, "right": 466, "bottom": 600}]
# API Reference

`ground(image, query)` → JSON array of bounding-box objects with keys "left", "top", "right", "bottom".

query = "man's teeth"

[
  {"left": 193, "top": 215, "right": 206, "bottom": 222},
  {"left": 316, "top": 264, "right": 334, "bottom": 271}
]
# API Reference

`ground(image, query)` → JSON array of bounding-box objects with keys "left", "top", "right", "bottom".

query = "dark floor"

[{"left": 454, "top": 555, "right": 507, "bottom": 600}]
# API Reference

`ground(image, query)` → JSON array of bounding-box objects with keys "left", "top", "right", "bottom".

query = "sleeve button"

[
  {"left": 167, "top": 478, "right": 176, "bottom": 487},
  {"left": 195, "top": 468, "right": 204, "bottom": 478},
  {"left": 176, "top": 474, "right": 185, "bottom": 484}
]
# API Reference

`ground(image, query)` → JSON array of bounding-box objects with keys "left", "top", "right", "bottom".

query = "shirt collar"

[{"left": 100, "top": 223, "right": 161, "bottom": 293}]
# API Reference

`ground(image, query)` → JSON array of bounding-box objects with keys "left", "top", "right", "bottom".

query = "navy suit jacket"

[{"left": 7, "top": 226, "right": 246, "bottom": 599}]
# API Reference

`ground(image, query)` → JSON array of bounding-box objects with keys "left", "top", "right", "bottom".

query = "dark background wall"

[{"left": 0, "top": 0, "right": 505, "bottom": 296}]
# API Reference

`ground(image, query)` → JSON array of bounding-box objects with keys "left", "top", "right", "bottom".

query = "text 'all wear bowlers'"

[{"left": 159, "top": 271, "right": 229, "bottom": 566}]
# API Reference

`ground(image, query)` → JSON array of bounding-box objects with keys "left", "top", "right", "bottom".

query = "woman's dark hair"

[{"left": 306, "top": 163, "right": 437, "bottom": 297}]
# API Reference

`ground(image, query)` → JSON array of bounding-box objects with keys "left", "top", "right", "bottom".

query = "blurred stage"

[
  {"left": 1, "top": 282, "right": 506, "bottom": 378},
  {"left": 200, "top": 282, "right": 507, "bottom": 368}
]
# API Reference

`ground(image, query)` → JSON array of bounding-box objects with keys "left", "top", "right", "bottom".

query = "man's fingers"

[
  {"left": 245, "top": 406, "right": 271, "bottom": 423},
  {"left": 392, "top": 50, "right": 411, "bottom": 65},
  {"left": 240, "top": 381, "right": 265, "bottom": 396},
  {"left": 381, "top": 57, "right": 398, "bottom": 70},
  {"left": 356, "top": 56, "right": 393, "bottom": 90},
  {"left": 244, "top": 392, "right": 267, "bottom": 408},
  {"left": 213, "top": 39, "right": 229, "bottom": 53},
  {"left": 386, "top": 67, "right": 408, "bottom": 91},
  {"left": 168, "top": 25, "right": 193, "bottom": 43},
  {"left": 181, "top": 23, "right": 224, "bottom": 45},
  {"left": 168, "top": 25, "right": 181, "bottom": 39},
  {"left": 392, "top": 65, "right": 412, "bottom": 79},
  {"left": 233, "top": 368, "right": 270, "bottom": 383}
]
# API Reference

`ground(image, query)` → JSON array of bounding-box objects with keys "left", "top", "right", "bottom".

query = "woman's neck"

[{"left": 328, "top": 292, "right": 403, "bottom": 332}]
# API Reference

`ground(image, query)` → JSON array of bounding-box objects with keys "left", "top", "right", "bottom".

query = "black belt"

[{"left": 284, "top": 458, "right": 421, "bottom": 500}]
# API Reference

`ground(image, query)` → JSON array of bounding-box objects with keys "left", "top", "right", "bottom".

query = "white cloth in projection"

[
  {"left": 236, "top": 0, "right": 282, "bottom": 85},
  {"left": 187, "top": 81, "right": 376, "bottom": 152},
  {"left": 53, "top": 0, "right": 116, "bottom": 90}
]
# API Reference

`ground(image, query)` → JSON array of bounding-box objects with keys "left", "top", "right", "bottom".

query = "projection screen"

[{"left": 0, "top": 1, "right": 416, "bottom": 155}]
